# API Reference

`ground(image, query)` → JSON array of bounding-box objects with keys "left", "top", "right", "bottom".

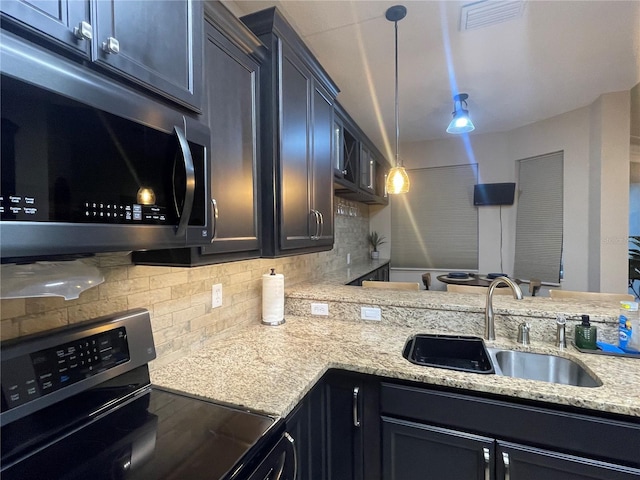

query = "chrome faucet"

[{"left": 485, "top": 277, "right": 523, "bottom": 340}]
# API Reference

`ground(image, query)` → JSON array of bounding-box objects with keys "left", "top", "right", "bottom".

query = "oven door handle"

[
  {"left": 281, "top": 432, "right": 297, "bottom": 480},
  {"left": 174, "top": 122, "right": 195, "bottom": 238}
]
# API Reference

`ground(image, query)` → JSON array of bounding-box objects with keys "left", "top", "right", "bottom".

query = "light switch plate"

[
  {"left": 361, "top": 307, "right": 381, "bottom": 321},
  {"left": 212, "top": 284, "right": 222, "bottom": 308}
]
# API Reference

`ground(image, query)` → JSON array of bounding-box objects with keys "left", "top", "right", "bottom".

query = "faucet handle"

[
  {"left": 517, "top": 322, "right": 531, "bottom": 345},
  {"left": 556, "top": 315, "right": 567, "bottom": 350}
]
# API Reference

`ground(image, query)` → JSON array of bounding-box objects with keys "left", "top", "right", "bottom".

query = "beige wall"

[
  {"left": 0, "top": 198, "right": 370, "bottom": 369},
  {"left": 386, "top": 91, "right": 631, "bottom": 294}
]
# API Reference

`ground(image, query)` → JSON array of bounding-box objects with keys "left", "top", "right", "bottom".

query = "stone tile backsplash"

[{"left": 0, "top": 198, "right": 370, "bottom": 370}]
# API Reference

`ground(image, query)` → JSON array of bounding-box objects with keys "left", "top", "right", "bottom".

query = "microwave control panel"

[{"left": 0, "top": 195, "right": 168, "bottom": 224}]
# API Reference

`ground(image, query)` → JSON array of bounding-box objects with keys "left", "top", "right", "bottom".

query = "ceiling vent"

[{"left": 459, "top": 0, "right": 527, "bottom": 31}]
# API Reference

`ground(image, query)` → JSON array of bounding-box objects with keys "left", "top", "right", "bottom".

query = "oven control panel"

[
  {"left": 0, "top": 309, "right": 155, "bottom": 426},
  {"left": 2, "top": 328, "right": 130, "bottom": 410}
]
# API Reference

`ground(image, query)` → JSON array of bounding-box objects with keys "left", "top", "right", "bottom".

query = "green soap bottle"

[{"left": 575, "top": 314, "right": 597, "bottom": 350}]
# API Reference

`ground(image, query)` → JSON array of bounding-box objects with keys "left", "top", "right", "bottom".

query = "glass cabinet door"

[{"left": 360, "top": 145, "right": 375, "bottom": 191}]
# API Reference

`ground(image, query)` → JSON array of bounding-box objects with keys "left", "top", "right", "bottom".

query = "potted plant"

[{"left": 367, "top": 231, "right": 386, "bottom": 259}]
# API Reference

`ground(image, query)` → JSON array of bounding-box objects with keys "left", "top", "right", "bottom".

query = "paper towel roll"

[{"left": 262, "top": 269, "right": 285, "bottom": 325}]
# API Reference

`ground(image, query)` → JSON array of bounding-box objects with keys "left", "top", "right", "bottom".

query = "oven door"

[{"left": 0, "top": 30, "right": 211, "bottom": 261}]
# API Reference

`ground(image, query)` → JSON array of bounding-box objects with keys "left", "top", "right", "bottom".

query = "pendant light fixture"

[
  {"left": 385, "top": 5, "right": 410, "bottom": 195},
  {"left": 446, "top": 93, "right": 475, "bottom": 134}
]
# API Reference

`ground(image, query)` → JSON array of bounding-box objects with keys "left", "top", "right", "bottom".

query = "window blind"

[
  {"left": 391, "top": 163, "right": 478, "bottom": 269},
  {"left": 513, "top": 152, "right": 564, "bottom": 284}
]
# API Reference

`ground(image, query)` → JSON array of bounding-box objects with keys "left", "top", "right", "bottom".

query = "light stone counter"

[
  {"left": 151, "top": 315, "right": 640, "bottom": 420},
  {"left": 152, "top": 260, "right": 639, "bottom": 421}
]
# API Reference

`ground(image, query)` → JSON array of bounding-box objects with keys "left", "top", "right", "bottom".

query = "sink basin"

[
  {"left": 487, "top": 348, "right": 602, "bottom": 387},
  {"left": 403, "top": 334, "right": 494, "bottom": 374}
]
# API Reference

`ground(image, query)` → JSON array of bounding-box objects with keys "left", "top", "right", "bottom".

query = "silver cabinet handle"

[
  {"left": 102, "top": 36, "right": 120, "bottom": 54},
  {"left": 483, "top": 447, "right": 490, "bottom": 480},
  {"left": 310, "top": 209, "right": 320, "bottom": 240},
  {"left": 73, "top": 21, "right": 93, "bottom": 40},
  {"left": 317, "top": 210, "right": 324, "bottom": 239},
  {"left": 210, "top": 198, "right": 218, "bottom": 242},
  {"left": 502, "top": 452, "right": 510, "bottom": 480},
  {"left": 352, "top": 386, "right": 360, "bottom": 427},
  {"left": 173, "top": 124, "right": 195, "bottom": 237}
]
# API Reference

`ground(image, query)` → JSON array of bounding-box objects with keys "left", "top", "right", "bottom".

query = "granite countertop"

[
  {"left": 152, "top": 259, "right": 640, "bottom": 420},
  {"left": 151, "top": 315, "right": 640, "bottom": 420}
]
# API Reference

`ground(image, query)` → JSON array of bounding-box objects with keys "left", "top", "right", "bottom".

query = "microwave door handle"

[
  {"left": 173, "top": 124, "right": 195, "bottom": 238},
  {"left": 210, "top": 198, "right": 218, "bottom": 243}
]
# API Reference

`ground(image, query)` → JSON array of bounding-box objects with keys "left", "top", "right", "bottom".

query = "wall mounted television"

[{"left": 473, "top": 182, "right": 516, "bottom": 206}]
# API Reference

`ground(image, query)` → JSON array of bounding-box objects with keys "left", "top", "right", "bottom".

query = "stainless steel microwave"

[{"left": 0, "top": 31, "right": 211, "bottom": 262}]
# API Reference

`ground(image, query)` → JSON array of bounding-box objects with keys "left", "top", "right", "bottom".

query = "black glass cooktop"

[{"left": 1, "top": 387, "right": 279, "bottom": 480}]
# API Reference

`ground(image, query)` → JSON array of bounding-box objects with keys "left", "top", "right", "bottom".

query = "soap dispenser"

[{"left": 575, "top": 314, "right": 597, "bottom": 350}]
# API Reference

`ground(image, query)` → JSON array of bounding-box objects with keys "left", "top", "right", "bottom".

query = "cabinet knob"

[
  {"left": 73, "top": 21, "right": 93, "bottom": 41},
  {"left": 102, "top": 36, "right": 120, "bottom": 54}
]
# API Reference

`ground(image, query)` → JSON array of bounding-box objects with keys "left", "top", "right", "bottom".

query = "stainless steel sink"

[{"left": 487, "top": 348, "right": 602, "bottom": 387}]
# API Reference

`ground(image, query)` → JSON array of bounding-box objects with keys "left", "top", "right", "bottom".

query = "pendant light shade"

[
  {"left": 387, "top": 166, "right": 410, "bottom": 194},
  {"left": 385, "top": 5, "right": 410, "bottom": 195},
  {"left": 446, "top": 93, "right": 475, "bottom": 134}
]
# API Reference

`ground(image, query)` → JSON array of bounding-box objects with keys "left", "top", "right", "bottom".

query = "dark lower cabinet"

[
  {"left": 286, "top": 378, "right": 326, "bottom": 480},
  {"left": 382, "top": 416, "right": 639, "bottom": 480},
  {"left": 380, "top": 381, "right": 640, "bottom": 480},
  {"left": 288, "top": 372, "right": 640, "bottom": 480},
  {"left": 382, "top": 417, "right": 494, "bottom": 480},
  {"left": 496, "top": 442, "right": 640, "bottom": 480},
  {"left": 286, "top": 370, "right": 380, "bottom": 480}
]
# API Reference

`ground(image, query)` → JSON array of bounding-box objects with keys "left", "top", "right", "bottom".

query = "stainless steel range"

[{"left": 1, "top": 309, "right": 296, "bottom": 479}]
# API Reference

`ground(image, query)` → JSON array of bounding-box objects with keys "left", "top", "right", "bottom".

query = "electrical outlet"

[
  {"left": 311, "top": 303, "right": 329, "bottom": 316},
  {"left": 212, "top": 284, "right": 222, "bottom": 308},
  {"left": 361, "top": 307, "right": 381, "bottom": 321}
]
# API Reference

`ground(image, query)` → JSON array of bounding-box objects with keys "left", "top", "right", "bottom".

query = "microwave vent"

[{"left": 459, "top": 0, "right": 527, "bottom": 31}]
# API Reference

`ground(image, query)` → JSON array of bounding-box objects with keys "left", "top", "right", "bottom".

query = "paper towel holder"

[{"left": 262, "top": 268, "right": 285, "bottom": 326}]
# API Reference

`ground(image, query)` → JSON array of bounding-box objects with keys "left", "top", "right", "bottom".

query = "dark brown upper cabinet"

[
  {"left": 0, "top": 0, "right": 203, "bottom": 111},
  {"left": 333, "top": 102, "right": 389, "bottom": 205},
  {"left": 133, "top": 2, "right": 264, "bottom": 266},
  {"left": 241, "top": 7, "right": 339, "bottom": 257}
]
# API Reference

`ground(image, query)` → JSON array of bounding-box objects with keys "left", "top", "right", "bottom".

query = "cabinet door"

[
  {"left": 324, "top": 375, "right": 364, "bottom": 480},
  {"left": 286, "top": 380, "right": 326, "bottom": 480},
  {"left": 324, "top": 371, "right": 381, "bottom": 480},
  {"left": 93, "top": 0, "right": 202, "bottom": 111},
  {"left": 279, "top": 42, "right": 313, "bottom": 251},
  {"left": 311, "top": 83, "right": 334, "bottom": 246},
  {"left": 0, "top": 0, "right": 91, "bottom": 56},
  {"left": 198, "top": 21, "right": 259, "bottom": 258},
  {"left": 496, "top": 442, "right": 640, "bottom": 480},
  {"left": 382, "top": 417, "right": 494, "bottom": 480},
  {"left": 359, "top": 144, "right": 374, "bottom": 191}
]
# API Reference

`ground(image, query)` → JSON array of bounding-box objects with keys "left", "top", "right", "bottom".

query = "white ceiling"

[{"left": 224, "top": 0, "right": 640, "bottom": 157}]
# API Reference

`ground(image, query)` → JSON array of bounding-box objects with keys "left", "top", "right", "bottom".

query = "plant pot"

[{"left": 371, "top": 251, "right": 380, "bottom": 260}]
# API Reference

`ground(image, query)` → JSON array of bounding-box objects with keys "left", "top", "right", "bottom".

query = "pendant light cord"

[{"left": 394, "top": 19, "right": 400, "bottom": 168}]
